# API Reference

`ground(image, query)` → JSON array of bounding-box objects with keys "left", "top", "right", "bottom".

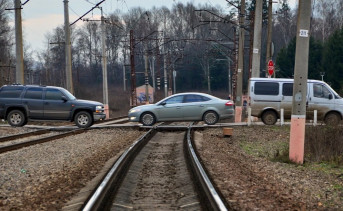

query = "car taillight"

[{"left": 225, "top": 101, "right": 234, "bottom": 106}]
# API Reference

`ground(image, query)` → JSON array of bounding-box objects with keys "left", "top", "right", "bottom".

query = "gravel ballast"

[{"left": 0, "top": 128, "right": 144, "bottom": 210}]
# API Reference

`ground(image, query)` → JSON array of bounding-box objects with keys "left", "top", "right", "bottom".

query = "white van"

[{"left": 248, "top": 78, "right": 343, "bottom": 125}]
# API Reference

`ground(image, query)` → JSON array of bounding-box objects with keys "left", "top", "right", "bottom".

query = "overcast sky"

[{"left": 13, "top": 0, "right": 296, "bottom": 52}]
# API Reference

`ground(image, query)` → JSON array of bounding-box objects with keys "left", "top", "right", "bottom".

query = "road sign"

[{"left": 268, "top": 60, "right": 274, "bottom": 76}]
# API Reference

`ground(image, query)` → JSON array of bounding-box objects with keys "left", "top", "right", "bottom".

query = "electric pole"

[
  {"left": 235, "top": 0, "right": 245, "bottom": 122},
  {"left": 101, "top": 9, "right": 109, "bottom": 118},
  {"left": 144, "top": 44, "right": 149, "bottom": 104},
  {"left": 266, "top": 0, "right": 273, "bottom": 77},
  {"left": 289, "top": 0, "right": 312, "bottom": 164},
  {"left": 163, "top": 31, "right": 168, "bottom": 97},
  {"left": 14, "top": 0, "right": 24, "bottom": 84},
  {"left": 64, "top": 0, "right": 73, "bottom": 94},
  {"left": 130, "top": 30, "right": 137, "bottom": 107},
  {"left": 251, "top": 0, "right": 263, "bottom": 78}
]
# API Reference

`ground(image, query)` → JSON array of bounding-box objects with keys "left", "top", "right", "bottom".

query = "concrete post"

[
  {"left": 235, "top": 0, "right": 245, "bottom": 122},
  {"left": 101, "top": 12, "right": 109, "bottom": 119},
  {"left": 265, "top": 0, "right": 273, "bottom": 77},
  {"left": 14, "top": 0, "right": 24, "bottom": 84},
  {"left": 289, "top": 0, "right": 312, "bottom": 164},
  {"left": 64, "top": 0, "right": 74, "bottom": 94},
  {"left": 251, "top": 0, "right": 263, "bottom": 78},
  {"left": 163, "top": 32, "right": 168, "bottom": 97}
]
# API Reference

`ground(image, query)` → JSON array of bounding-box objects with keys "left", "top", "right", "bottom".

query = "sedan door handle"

[
  {"left": 177, "top": 106, "right": 181, "bottom": 109},
  {"left": 200, "top": 105, "right": 204, "bottom": 107}
]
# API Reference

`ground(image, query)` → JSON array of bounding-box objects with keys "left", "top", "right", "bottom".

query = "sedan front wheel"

[{"left": 140, "top": 112, "right": 156, "bottom": 126}]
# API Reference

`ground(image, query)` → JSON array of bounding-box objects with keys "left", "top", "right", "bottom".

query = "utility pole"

[
  {"left": 130, "top": 30, "right": 137, "bottom": 107},
  {"left": 235, "top": 0, "right": 245, "bottom": 122},
  {"left": 251, "top": 0, "right": 263, "bottom": 78},
  {"left": 289, "top": 0, "right": 312, "bottom": 164},
  {"left": 14, "top": 0, "right": 24, "bottom": 84},
  {"left": 100, "top": 9, "right": 109, "bottom": 118},
  {"left": 163, "top": 31, "right": 168, "bottom": 97},
  {"left": 144, "top": 44, "right": 149, "bottom": 104},
  {"left": 266, "top": 0, "right": 273, "bottom": 77},
  {"left": 64, "top": 0, "right": 73, "bottom": 94}
]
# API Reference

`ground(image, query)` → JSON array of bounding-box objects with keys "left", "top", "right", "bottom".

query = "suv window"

[
  {"left": 24, "top": 87, "right": 43, "bottom": 99},
  {"left": 282, "top": 83, "right": 293, "bottom": 96},
  {"left": 184, "top": 94, "right": 210, "bottom": 103},
  {"left": 0, "top": 86, "right": 24, "bottom": 98},
  {"left": 254, "top": 82, "right": 279, "bottom": 95},
  {"left": 45, "top": 89, "right": 65, "bottom": 100}
]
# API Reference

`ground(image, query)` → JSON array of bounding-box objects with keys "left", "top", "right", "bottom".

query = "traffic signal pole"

[{"left": 289, "top": 0, "right": 312, "bottom": 164}]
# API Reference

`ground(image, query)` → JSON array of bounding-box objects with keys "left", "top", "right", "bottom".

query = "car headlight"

[
  {"left": 129, "top": 108, "right": 141, "bottom": 113},
  {"left": 95, "top": 105, "right": 103, "bottom": 113}
]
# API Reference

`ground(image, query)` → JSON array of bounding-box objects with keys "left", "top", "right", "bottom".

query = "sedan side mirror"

[
  {"left": 328, "top": 94, "right": 333, "bottom": 100},
  {"left": 159, "top": 101, "right": 166, "bottom": 106}
]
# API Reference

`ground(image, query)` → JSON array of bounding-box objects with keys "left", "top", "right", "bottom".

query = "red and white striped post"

[{"left": 289, "top": 0, "right": 312, "bottom": 164}]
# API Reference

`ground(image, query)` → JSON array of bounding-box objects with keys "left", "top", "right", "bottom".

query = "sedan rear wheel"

[
  {"left": 203, "top": 111, "right": 218, "bottom": 125},
  {"left": 141, "top": 112, "right": 156, "bottom": 126}
]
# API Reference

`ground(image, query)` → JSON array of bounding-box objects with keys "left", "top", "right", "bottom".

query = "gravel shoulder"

[
  {"left": 0, "top": 128, "right": 144, "bottom": 210},
  {"left": 195, "top": 126, "right": 343, "bottom": 210}
]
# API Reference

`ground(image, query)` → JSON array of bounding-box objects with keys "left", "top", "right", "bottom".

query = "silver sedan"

[{"left": 128, "top": 92, "right": 234, "bottom": 126}]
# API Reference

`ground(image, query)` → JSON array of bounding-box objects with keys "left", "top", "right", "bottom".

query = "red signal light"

[{"left": 225, "top": 101, "right": 234, "bottom": 106}]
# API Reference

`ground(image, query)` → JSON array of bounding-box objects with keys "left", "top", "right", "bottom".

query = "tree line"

[{"left": 1, "top": 0, "right": 343, "bottom": 99}]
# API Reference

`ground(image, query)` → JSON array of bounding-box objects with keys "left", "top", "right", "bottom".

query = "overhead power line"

[{"left": 70, "top": 0, "right": 106, "bottom": 26}]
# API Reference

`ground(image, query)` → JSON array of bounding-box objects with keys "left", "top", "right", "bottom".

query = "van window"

[
  {"left": 282, "top": 83, "right": 293, "bottom": 96},
  {"left": 254, "top": 82, "right": 279, "bottom": 95},
  {"left": 314, "top": 84, "right": 331, "bottom": 99}
]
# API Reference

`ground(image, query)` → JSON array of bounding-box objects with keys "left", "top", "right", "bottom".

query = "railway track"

[
  {"left": 0, "top": 116, "right": 132, "bottom": 154},
  {"left": 80, "top": 123, "right": 228, "bottom": 211},
  {"left": 0, "top": 129, "right": 86, "bottom": 154}
]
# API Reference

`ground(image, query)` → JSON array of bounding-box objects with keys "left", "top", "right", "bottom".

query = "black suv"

[{"left": 0, "top": 84, "right": 106, "bottom": 128}]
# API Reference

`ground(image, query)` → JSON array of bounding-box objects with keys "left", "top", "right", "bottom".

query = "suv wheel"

[
  {"left": 7, "top": 110, "right": 27, "bottom": 127},
  {"left": 75, "top": 111, "right": 93, "bottom": 128}
]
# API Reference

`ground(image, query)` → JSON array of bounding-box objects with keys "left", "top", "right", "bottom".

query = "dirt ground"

[{"left": 195, "top": 126, "right": 343, "bottom": 210}]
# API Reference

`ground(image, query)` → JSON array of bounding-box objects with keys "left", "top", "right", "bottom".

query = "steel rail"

[
  {"left": 0, "top": 129, "right": 50, "bottom": 143},
  {"left": 81, "top": 128, "right": 155, "bottom": 211},
  {"left": 185, "top": 124, "right": 228, "bottom": 211},
  {"left": 0, "top": 129, "right": 85, "bottom": 153}
]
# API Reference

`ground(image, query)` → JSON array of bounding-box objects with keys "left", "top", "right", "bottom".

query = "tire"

[
  {"left": 74, "top": 111, "right": 93, "bottom": 128},
  {"left": 140, "top": 112, "right": 156, "bottom": 126},
  {"left": 7, "top": 110, "right": 27, "bottom": 127},
  {"left": 324, "top": 112, "right": 341, "bottom": 126},
  {"left": 203, "top": 111, "right": 218, "bottom": 125},
  {"left": 261, "top": 110, "right": 277, "bottom": 125}
]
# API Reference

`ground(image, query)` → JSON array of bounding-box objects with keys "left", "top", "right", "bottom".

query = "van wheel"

[
  {"left": 324, "top": 112, "right": 341, "bottom": 126},
  {"left": 75, "top": 111, "right": 93, "bottom": 128},
  {"left": 261, "top": 110, "right": 277, "bottom": 125},
  {"left": 7, "top": 110, "right": 27, "bottom": 127}
]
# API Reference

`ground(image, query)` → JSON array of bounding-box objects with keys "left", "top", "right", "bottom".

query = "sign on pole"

[{"left": 267, "top": 60, "right": 274, "bottom": 76}]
